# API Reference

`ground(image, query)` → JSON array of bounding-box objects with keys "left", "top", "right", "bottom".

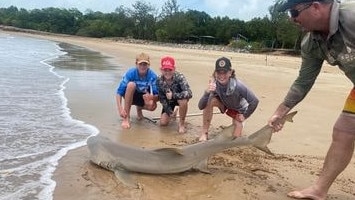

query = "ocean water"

[{"left": 0, "top": 34, "right": 100, "bottom": 200}]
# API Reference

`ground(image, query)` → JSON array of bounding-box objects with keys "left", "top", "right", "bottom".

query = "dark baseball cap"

[
  {"left": 278, "top": 0, "right": 325, "bottom": 11},
  {"left": 215, "top": 57, "right": 232, "bottom": 72}
]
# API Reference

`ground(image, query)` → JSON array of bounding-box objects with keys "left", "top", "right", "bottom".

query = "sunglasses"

[{"left": 288, "top": 3, "right": 312, "bottom": 18}]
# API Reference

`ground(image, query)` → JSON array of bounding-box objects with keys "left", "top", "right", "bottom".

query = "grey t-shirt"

[{"left": 198, "top": 78, "right": 259, "bottom": 119}]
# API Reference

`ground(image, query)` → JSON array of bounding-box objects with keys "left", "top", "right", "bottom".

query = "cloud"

[
  {"left": 205, "top": 0, "right": 230, "bottom": 10},
  {"left": 200, "top": 0, "right": 269, "bottom": 20}
]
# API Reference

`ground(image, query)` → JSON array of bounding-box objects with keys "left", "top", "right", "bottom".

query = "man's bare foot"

[
  {"left": 287, "top": 186, "right": 326, "bottom": 200},
  {"left": 198, "top": 132, "right": 208, "bottom": 142},
  {"left": 121, "top": 119, "right": 131, "bottom": 129},
  {"left": 178, "top": 124, "right": 186, "bottom": 134}
]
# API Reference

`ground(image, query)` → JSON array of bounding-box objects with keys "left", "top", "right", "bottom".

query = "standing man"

[
  {"left": 270, "top": 0, "right": 355, "bottom": 199},
  {"left": 156, "top": 56, "right": 192, "bottom": 133},
  {"left": 116, "top": 52, "right": 158, "bottom": 129}
]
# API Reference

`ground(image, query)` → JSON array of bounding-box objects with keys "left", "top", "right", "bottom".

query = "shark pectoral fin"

[
  {"left": 194, "top": 159, "right": 211, "bottom": 174},
  {"left": 153, "top": 147, "right": 184, "bottom": 155},
  {"left": 215, "top": 124, "right": 235, "bottom": 140},
  {"left": 113, "top": 169, "right": 139, "bottom": 188}
]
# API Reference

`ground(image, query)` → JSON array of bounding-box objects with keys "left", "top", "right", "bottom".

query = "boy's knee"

[
  {"left": 160, "top": 118, "right": 169, "bottom": 126},
  {"left": 145, "top": 102, "right": 157, "bottom": 111},
  {"left": 126, "top": 82, "right": 137, "bottom": 90},
  {"left": 178, "top": 99, "right": 188, "bottom": 106}
]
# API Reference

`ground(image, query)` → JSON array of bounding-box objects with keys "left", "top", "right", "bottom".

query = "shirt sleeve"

[
  {"left": 283, "top": 36, "right": 324, "bottom": 109},
  {"left": 236, "top": 81, "right": 259, "bottom": 119},
  {"left": 157, "top": 76, "right": 171, "bottom": 113},
  {"left": 116, "top": 68, "right": 134, "bottom": 96},
  {"left": 198, "top": 91, "right": 210, "bottom": 110}
]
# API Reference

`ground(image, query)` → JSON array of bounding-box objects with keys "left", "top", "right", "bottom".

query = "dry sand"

[{"left": 4, "top": 30, "right": 355, "bottom": 199}]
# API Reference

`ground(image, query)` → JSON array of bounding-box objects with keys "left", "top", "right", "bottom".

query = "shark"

[{"left": 87, "top": 111, "right": 297, "bottom": 187}]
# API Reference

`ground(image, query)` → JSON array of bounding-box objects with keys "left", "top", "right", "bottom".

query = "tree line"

[{"left": 0, "top": 0, "right": 305, "bottom": 52}]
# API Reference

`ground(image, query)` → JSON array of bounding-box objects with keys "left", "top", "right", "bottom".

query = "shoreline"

[{"left": 2, "top": 29, "right": 354, "bottom": 199}]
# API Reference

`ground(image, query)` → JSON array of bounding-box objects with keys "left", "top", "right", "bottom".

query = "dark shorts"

[
  {"left": 161, "top": 100, "right": 179, "bottom": 114},
  {"left": 126, "top": 90, "right": 145, "bottom": 107}
]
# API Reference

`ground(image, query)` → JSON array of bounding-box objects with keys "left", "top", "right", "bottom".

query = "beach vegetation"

[{"left": 0, "top": 0, "right": 302, "bottom": 53}]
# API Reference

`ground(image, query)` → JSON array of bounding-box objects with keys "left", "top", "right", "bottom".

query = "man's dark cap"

[{"left": 278, "top": 0, "right": 325, "bottom": 12}]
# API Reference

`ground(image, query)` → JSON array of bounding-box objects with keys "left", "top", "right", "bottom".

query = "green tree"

[
  {"left": 113, "top": 6, "right": 135, "bottom": 37},
  {"left": 156, "top": 0, "right": 193, "bottom": 42},
  {"left": 131, "top": 1, "right": 157, "bottom": 40},
  {"left": 0, "top": 2, "right": 308, "bottom": 51},
  {"left": 160, "top": 0, "right": 180, "bottom": 19},
  {"left": 185, "top": 10, "right": 212, "bottom": 37},
  {"left": 0, "top": 6, "right": 19, "bottom": 25},
  {"left": 77, "top": 19, "right": 115, "bottom": 37},
  {"left": 244, "top": 17, "right": 274, "bottom": 49},
  {"left": 269, "top": 1, "right": 301, "bottom": 49}
]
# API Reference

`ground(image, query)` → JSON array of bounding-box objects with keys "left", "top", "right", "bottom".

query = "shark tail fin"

[
  {"left": 249, "top": 111, "right": 298, "bottom": 156},
  {"left": 285, "top": 111, "right": 297, "bottom": 123},
  {"left": 248, "top": 125, "right": 274, "bottom": 156}
]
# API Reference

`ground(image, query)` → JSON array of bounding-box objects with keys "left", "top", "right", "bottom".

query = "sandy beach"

[{"left": 5, "top": 30, "right": 355, "bottom": 199}]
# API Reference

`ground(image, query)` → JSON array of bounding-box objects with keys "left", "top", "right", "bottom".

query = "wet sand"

[{"left": 4, "top": 30, "right": 355, "bottom": 199}]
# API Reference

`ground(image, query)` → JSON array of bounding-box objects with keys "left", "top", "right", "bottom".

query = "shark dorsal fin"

[{"left": 153, "top": 147, "right": 184, "bottom": 155}]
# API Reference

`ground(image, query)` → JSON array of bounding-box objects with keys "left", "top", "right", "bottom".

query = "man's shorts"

[
  {"left": 337, "top": 87, "right": 355, "bottom": 134},
  {"left": 343, "top": 87, "right": 355, "bottom": 114}
]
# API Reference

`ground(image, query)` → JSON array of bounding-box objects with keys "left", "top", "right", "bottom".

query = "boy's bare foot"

[
  {"left": 136, "top": 107, "right": 143, "bottom": 120},
  {"left": 233, "top": 133, "right": 242, "bottom": 138},
  {"left": 121, "top": 119, "right": 131, "bottom": 129},
  {"left": 198, "top": 132, "right": 208, "bottom": 142},
  {"left": 171, "top": 108, "right": 178, "bottom": 121},
  {"left": 178, "top": 124, "right": 186, "bottom": 134}
]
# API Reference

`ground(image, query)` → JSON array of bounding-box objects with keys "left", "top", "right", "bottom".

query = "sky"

[{"left": 0, "top": 0, "right": 275, "bottom": 21}]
